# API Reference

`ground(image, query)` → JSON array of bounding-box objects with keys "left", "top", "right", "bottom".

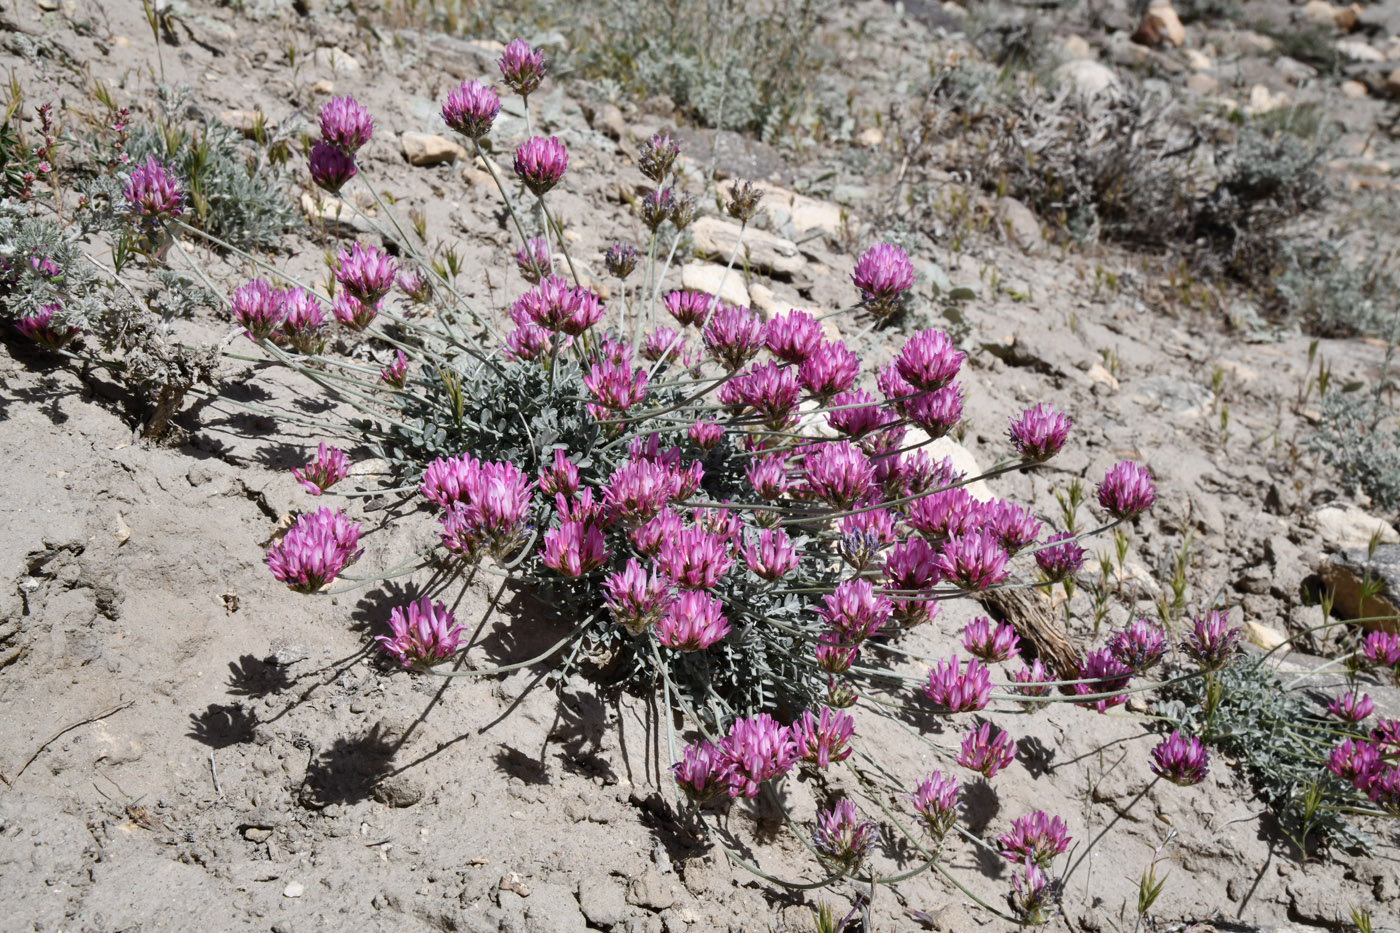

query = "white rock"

[
  {"left": 1059, "top": 35, "right": 1094, "bottom": 61},
  {"left": 1341, "top": 79, "right": 1369, "bottom": 99},
  {"left": 1245, "top": 84, "right": 1290, "bottom": 115},
  {"left": 1303, "top": 0, "right": 1340, "bottom": 27},
  {"left": 1335, "top": 39, "right": 1384, "bottom": 63},
  {"left": 789, "top": 195, "right": 844, "bottom": 236},
  {"left": 1185, "top": 72, "right": 1220, "bottom": 95},
  {"left": 1183, "top": 49, "right": 1212, "bottom": 71},
  {"left": 312, "top": 47, "right": 361, "bottom": 74},
  {"left": 907, "top": 431, "right": 993, "bottom": 501},
  {"left": 283, "top": 881, "right": 305, "bottom": 898},
  {"left": 300, "top": 193, "right": 375, "bottom": 234},
  {"left": 1054, "top": 59, "right": 1121, "bottom": 97},
  {"left": 690, "top": 216, "right": 805, "bottom": 276},
  {"left": 1145, "top": 3, "right": 1185, "bottom": 47},
  {"left": 680, "top": 263, "right": 750, "bottom": 308},
  {"left": 400, "top": 132, "right": 466, "bottom": 166},
  {"left": 1311, "top": 505, "right": 1400, "bottom": 551}
]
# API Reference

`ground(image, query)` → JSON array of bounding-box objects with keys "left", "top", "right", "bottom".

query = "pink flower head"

[
  {"left": 895, "top": 328, "right": 964, "bottom": 392},
  {"left": 265, "top": 507, "right": 363, "bottom": 593},
  {"left": 515, "top": 236, "right": 551, "bottom": 284},
  {"left": 1328, "top": 691, "right": 1374, "bottom": 724},
  {"left": 292, "top": 443, "right": 349, "bottom": 495},
  {"left": 585, "top": 359, "right": 648, "bottom": 421},
  {"left": 657, "top": 527, "right": 733, "bottom": 589},
  {"left": 638, "top": 131, "right": 681, "bottom": 183},
  {"left": 743, "top": 528, "right": 799, "bottom": 581},
  {"left": 123, "top": 154, "right": 184, "bottom": 224},
  {"left": 656, "top": 590, "right": 729, "bottom": 650},
  {"left": 819, "top": 578, "right": 892, "bottom": 645},
  {"left": 1328, "top": 738, "right": 1380, "bottom": 787},
  {"left": 962, "top": 617, "right": 1021, "bottom": 664},
  {"left": 719, "top": 713, "right": 798, "bottom": 798},
  {"left": 538, "top": 449, "right": 579, "bottom": 497},
  {"left": 799, "top": 341, "right": 860, "bottom": 401},
  {"left": 1370, "top": 718, "right": 1400, "bottom": 752},
  {"left": 935, "top": 531, "right": 1010, "bottom": 591},
  {"left": 813, "top": 798, "right": 875, "bottom": 873},
  {"left": 957, "top": 722, "right": 1016, "bottom": 778},
  {"left": 826, "top": 675, "right": 859, "bottom": 709},
  {"left": 461, "top": 461, "right": 535, "bottom": 557},
  {"left": 16, "top": 303, "right": 80, "bottom": 349},
  {"left": 852, "top": 242, "right": 914, "bottom": 316},
  {"left": 504, "top": 323, "right": 551, "bottom": 361},
  {"left": 231, "top": 278, "right": 285, "bottom": 341},
  {"left": 279, "top": 288, "right": 327, "bottom": 354},
  {"left": 793, "top": 707, "right": 855, "bottom": 770},
  {"left": 1009, "top": 403, "right": 1072, "bottom": 462},
  {"left": 925, "top": 655, "right": 992, "bottom": 712},
  {"left": 318, "top": 96, "right": 373, "bottom": 153},
  {"left": 605, "top": 242, "right": 639, "bottom": 280},
  {"left": 688, "top": 418, "right": 724, "bottom": 450},
  {"left": 907, "top": 487, "right": 983, "bottom": 541},
  {"left": 630, "top": 508, "right": 683, "bottom": 557},
  {"left": 727, "top": 361, "right": 802, "bottom": 429},
  {"left": 981, "top": 499, "right": 1042, "bottom": 555},
  {"left": 604, "top": 459, "right": 675, "bottom": 525},
  {"left": 745, "top": 453, "right": 790, "bottom": 501},
  {"left": 1012, "top": 660, "right": 1054, "bottom": 699},
  {"left": 999, "top": 811, "right": 1071, "bottom": 868},
  {"left": 803, "top": 441, "right": 876, "bottom": 508},
  {"left": 420, "top": 453, "right": 480, "bottom": 509},
  {"left": 380, "top": 350, "right": 409, "bottom": 388},
  {"left": 639, "top": 187, "right": 676, "bottom": 230},
  {"left": 663, "top": 290, "right": 714, "bottom": 328},
  {"left": 1181, "top": 610, "right": 1242, "bottom": 671},
  {"left": 332, "top": 292, "right": 379, "bottom": 331},
  {"left": 827, "top": 389, "right": 896, "bottom": 439},
  {"left": 541, "top": 519, "right": 607, "bottom": 577},
  {"left": 884, "top": 537, "right": 939, "bottom": 591},
  {"left": 839, "top": 509, "right": 897, "bottom": 570},
  {"left": 905, "top": 383, "right": 965, "bottom": 438},
  {"left": 441, "top": 79, "right": 500, "bottom": 139},
  {"left": 397, "top": 267, "right": 432, "bottom": 304},
  {"left": 764, "top": 309, "right": 824, "bottom": 364},
  {"left": 1150, "top": 731, "right": 1210, "bottom": 786},
  {"left": 498, "top": 38, "right": 547, "bottom": 97},
  {"left": 604, "top": 559, "right": 672, "bottom": 635},
  {"left": 513, "top": 136, "right": 567, "bottom": 196},
  {"left": 375, "top": 597, "right": 462, "bottom": 669},
  {"left": 1073, "top": 648, "right": 1133, "bottom": 713},
  {"left": 1362, "top": 631, "right": 1400, "bottom": 668},
  {"left": 816, "top": 631, "right": 859, "bottom": 674},
  {"left": 672, "top": 740, "right": 727, "bottom": 803},
  {"left": 1007, "top": 858, "right": 1059, "bottom": 925},
  {"left": 309, "top": 140, "right": 357, "bottom": 192},
  {"left": 703, "top": 304, "right": 766, "bottom": 371},
  {"left": 909, "top": 771, "right": 960, "bottom": 845},
  {"left": 336, "top": 242, "right": 398, "bottom": 306},
  {"left": 1366, "top": 765, "right": 1400, "bottom": 814},
  {"left": 1097, "top": 460, "right": 1156, "bottom": 520},
  {"left": 1035, "top": 531, "right": 1085, "bottom": 582},
  {"left": 640, "top": 327, "right": 686, "bottom": 363},
  {"left": 1108, "top": 619, "right": 1167, "bottom": 672}
]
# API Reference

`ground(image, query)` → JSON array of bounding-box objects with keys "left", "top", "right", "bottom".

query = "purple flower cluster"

[
  {"left": 924, "top": 655, "right": 992, "bottom": 713},
  {"left": 514, "top": 136, "right": 568, "bottom": 197},
  {"left": 309, "top": 96, "right": 373, "bottom": 193},
  {"left": 998, "top": 811, "right": 1071, "bottom": 868},
  {"left": 421, "top": 453, "right": 536, "bottom": 561},
  {"left": 793, "top": 707, "right": 855, "bottom": 769},
  {"left": 375, "top": 597, "right": 462, "bottom": 669},
  {"left": 499, "top": 38, "right": 547, "bottom": 98},
  {"left": 1150, "top": 731, "right": 1210, "bottom": 786},
  {"left": 265, "top": 507, "right": 363, "bottom": 593},
  {"left": 851, "top": 242, "right": 914, "bottom": 317},
  {"left": 441, "top": 80, "right": 501, "bottom": 140},
  {"left": 123, "top": 154, "right": 184, "bottom": 226},
  {"left": 1009, "top": 403, "right": 1072, "bottom": 461},
  {"left": 908, "top": 770, "right": 960, "bottom": 846},
  {"left": 1181, "top": 610, "right": 1242, "bottom": 671},
  {"left": 1097, "top": 460, "right": 1156, "bottom": 520},
  {"left": 15, "top": 303, "right": 80, "bottom": 350},
  {"left": 813, "top": 798, "right": 875, "bottom": 873},
  {"left": 957, "top": 722, "right": 1016, "bottom": 778},
  {"left": 292, "top": 443, "right": 349, "bottom": 495}
]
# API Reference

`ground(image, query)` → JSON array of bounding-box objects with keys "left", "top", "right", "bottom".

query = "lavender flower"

[
  {"left": 935, "top": 531, "right": 1010, "bottom": 591},
  {"left": 123, "top": 155, "right": 184, "bottom": 225},
  {"left": 638, "top": 131, "right": 680, "bottom": 183},
  {"left": 703, "top": 304, "right": 766, "bottom": 371},
  {"left": 803, "top": 440, "right": 876, "bottom": 508},
  {"left": 1150, "top": 731, "right": 1210, "bottom": 786},
  {"left": 231, "top": 279, "right": 285, "bottom": 341},
  {"left": 851, "top": 242, "right": 914, "bottom": 317},
  {"left": 640, "top": 187, "right": 676, "bottom": 231},
  {"left": 663, "top": 290, "right": 713, "bottom": 328},
  {"left": 513, "top": 136, "right": 567, "bottom": 196},
  {"left": 605, "top": 242, "right": 639, "bottom": 279},
  {"left": 15, "top": 303, "right": 80, "bottom": 349},
  {"left": 793, "top": 707, "right": 855, "bottom": 769},
  {"left": 1073, "top": 648, "right": 1133, "bottom": 713},
  {"left": 1009, "top": 403, "right": 1072, "bottom": 462},
  {"left": 962, "top": 617, "right": 1021, "bottom": 663},
  {"left": 603, "top": 559, "right": 671, "bottom": 636},
  {"left": 1362, "top": 631, "right": 1400, "bottom": 668},
  {"left": 718, "top": 713, "right": 798, "bottom": 798},
  {"left": 331, "top": 292, "right": 378, "bottom": 331},
  {"left": 1012, "top": 660, "right": 1055, "bottom": 701},
  {"left": 895, "top": 328, "right": 964, "bottom": 391},
  {"left": 318, "top": 96, "right": 373, "bottom": 152},
  {"left": 265, "top": 507, "right": 363, "bottom": 593},
  {"left": 799, "top": 341, "right": 860, "bottom": 401},
  {"left": 980, "top": 499, "right": 1042, "bottom": 555},
  {"left": 375, "top": 597, "right": 462, "bottom": 669},
  {"left": 292, "top": 443, "right": 349, "bottom": 495},
  {"left": 742, "top": 528, "right": 799, "bottom": 581},
  {"left": 498, "top": 38, "right": 547, "bottom": 98},
  {"left": 812, "top": 799, "right": 875, "bottom": 873},
  {"left": 1181, "top": 610, "right": 1242, "bottom": 671},
  {"left": 1034, "top": 531, "right": 1085, "bottom": 582},
  {"left": 925, "top": 655, "right": 993, "bottom": 712},
  {"left": 1006, "top": 859, "right": 1061, "bottom": 925},
  {"left": 279, "top": 288, "right": 327, "bottom": 355},
  {"left": 655, "top": 590, "right": 730, "bottom": 651},
  {"left": 1096, "top": 460, "right": 1156, "bottom": 520},
  {"left": 957, "top": 722, "right": 1016, "bottom": 778},
  {"left": 688, "top": 418, "right": 724, "bottom": 450},
  {"left": 672, "top": 740, "right": 727, "bottom": 803},
  {"left": 515, "top": 236, "right": 551, "bottom": 283},
  {"left": 819, "top": 578, "right": 892, "bottom": 645},
  {"left": 309, "top": 140, "right": 357, "bottom": 193},
  {"left": 726, "top": 179, "right": 763, "bottom": 222},
  {"left": 1328, "top": 691, "right": 1374, "bottom": 724},
  {"left": 441, "top": 80, "right": 501, "bottom": 139},
  {"left": 816, "top": 632, "right": 859, "bottom": 674},
  {"left": 380, "top": 350, "right": 409, "bottom": 388},
  {"left": 540, "top": 520, "right": 607, "bottom": 577},
  {"left": 336, "top": 242, "right": 398, "bottom": 305},
  {"left": 1108, "top": 619, "right": 1167, "bottom": 672},
  {"left": 765, "top": 309, "right": 825, "bottom": 365},
  {"left": 908, "top": 771, "right": 960, "bottom": 847},
  {"left": 538, "top": 449, "right": 580, "bottom": 497},
  {"left": 999, "top": 811, "right": 1071, "bottom": 868}
]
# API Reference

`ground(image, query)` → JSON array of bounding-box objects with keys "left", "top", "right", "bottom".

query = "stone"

[
  {"left": 1341, "top": 79, "right": 1369, "bottom": 98},
  {"left": 1335, "top": 39, "right": 1384, "bottom": 63},
  {"left": 1244, "top": 620, "right": 1288, "bottom": 651},
  {"left": 578, "top": 876, "right": 630, "bottom": 928},
  {"left": 996, "top": 196, "right": 1041, "bottom": 253},
  {"left": 789, "top": 194, "right": 844, "bottom": 236},
  {"left": 311, "top": 79, "right": 335, "bottom": 95},
  {"left": 1235, "top": 31, "right": 1275, "bottom": 55},
  {"left": 313, "top": 46, "right": 361, "bottom": 74},
  {"left": 1319, "top": 545, "right": 1400, "bottom": 631},
  {"left": 401, "top": 132, "right": 466, "bottom": 166},
  {"left": 1183, "top": 48, "right": 1212, "bottom": 71},
  {"left": 627, "top": 868, "right": 681, "bottom": 911},
  {"left": 1059, "top": 35, "right": 1094, "bottom": 61},
  {"left": 1310, "top": 505, "right": 1399, "bottom": 552},
  {"left": 1054, "top": 59, "right": 1121, "bottom": 97},
  {"left": 523, "top": 882, "right": 588, "bottom": 933},
  {"left": 1334, "top": 2, "right": 1362, "bottom": 30},
  {"left": 1245, "top": 84, "right": 1289, "bottom": 115},
  {"left": 680, "top": 263, "right": 750, "bottom": 308},
  {"left": 1144, "top": 3, "right": 1185, "bottom": 47},
  {"left": 903, "top": 433, "right": 993, "bottom": 501},
  {"left": 219, "top": 109, "right": 264, "bottom": 138},
  {"left": 371, "top": 774, "right": 423, "bottom": 808},
  {"left": 588, "top": 103, "right": 626, "bottom": 140},
  {"left": 1185, "top": 72, "right": 1220, "bottom": 95},
  {"left": 300, "top": 193, "right": 376, "bottom": 234},
  {"left": 1275, "top": 56, "right": 1318, "bottom": 82},
  {"left": 1086, "top": 362, "right": 1120, "bottom": 390},
  {"left": 1385, "top": 67, "right": 1400, "bottom": 99},
  {"left": 856, "top": 126, "right": 884, "bottom": 147},
  {"left": 1303, "top": 0, "right": 1341, "bottom": 27},
  {"left": 689, "top": 216, "right": 805, "bottom": 276},
  {"left": 283, "top": 881, "right": 305, "bottom": 898},
  {"left": 748, "top": 283, "right": 804, "bottom": 319}
]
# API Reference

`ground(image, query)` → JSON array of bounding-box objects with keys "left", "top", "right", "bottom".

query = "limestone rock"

[
  {"left": 690, "top": 215, "right": 805, "bottom": 276},
  {"left": 1386, "top": 67, "right": 1400, "bottom": 99},
  {"left": 1341, "top": 79, "right": 1369, "bottom": 98},
  {"left": 1185, "top": 72, "right": 1220, "bottom": 95},
  {"left": 1335, "top": 39, "right": 1384, "bottom": 63},
  {"left": 300, "top": 193, "right": 376, "bottom": 234},
  {"left": 1319, "top": 546, "right": 1400, "bottom": 631},
  {"left": 1058, "top": 34, "right": 1094, "bottom": 61},
  {"left": 1054, "top": 59, "right": 1121, "bottom": 97},
  {"left": 1245, "top": 84, "right": 1290, "bottom": 115},
  {"left": 313, "top": 46, "right": 361, "bottom": 74},
  {"left": 905, "top": 432, "right": 993, "bottom": 501},
  {"left": 219, "top": 109, "right": 264, "bottom": 139},
  {"left": 401, "top": 132, "right": 466, "bottom": 167},
  {"left": 996, "top": 196, "right": 1041, "bottom": 253},
  {"left": 680, "top": 262, "right": 750, "bottom": 308},
  {"left": 1144, "top": 3, "right": 1185, "bottom": 47},
  {"left": 1310, "top": 505, "right": 1399, "bottom": 552},
  {"left": 626, "top": 868, "right": 681, "bottom": 911},
  {"left": 578, "top": 875, "right": 629, "bottom": 928},
  {"left": 1183, "top": 48, "right": 1212, "bottom": 71}
]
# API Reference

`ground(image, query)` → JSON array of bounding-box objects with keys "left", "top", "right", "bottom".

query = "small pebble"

[{"left": 283, "top": 881, "right": 305, "bottom": 898}]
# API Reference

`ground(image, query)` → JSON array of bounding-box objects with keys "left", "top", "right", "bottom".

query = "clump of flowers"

[
  {"left": 1181, "top": 610, "right": 1242, "bottom": 671},
  {"left": 998, "top": 811, "right": 1071, "bottom": 869},
  {"left": 265, "top": 508, "right": 362, "bottom": 593},
  {"left": 376, "top": 597, "right": 462, "bottom": 669},
  {"left": 958, "top": 722, "right": 1016, "bottom": 778},
  {"left": 1150, "top": 731, "right": 1210, "bottom": 786},
  {"left": 16, "top": 303, "right": 80, "bottom": 349},
  {"left": 925, "top": 655, "right": 992, "bottom": 713},
  {"left": 851, "top": 242, "right": 914, "bottom": 318},
  {"left": 908, "top": 770, "right": 960, "bottom": 849},
  {"left": 123, "top": 154, "right": 184, "bottom": 226},
  {"left": 292, "top": 443, "right": 350, "bottom": 495},
  {"left": 1097, "top": 460, "right": 1156, "bottom": 520},
  {"left": 812, "top": 799, "right": 875, "bottom": 873},
  {"left": 962, "top": 617, "right": 1021, "bottom": 663}
]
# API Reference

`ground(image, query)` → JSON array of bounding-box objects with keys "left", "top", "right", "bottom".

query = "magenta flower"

[
  {"left": 555, "top": 487, "right": 605, "bottom": 526},
  {"left": 1371, "top": 717, "right": 1400, "bottom": 751},
  {"left": 1150, "top": 731, "right": 1210, "bottom": 786},
  {"left": 640, "top": 326, "right": 686, "bottom": 363},
  {"left": 907, "top": 488, "right": 982, "bottom": 541},
  {"left": 461, "top": 461, "right": 535, "bottom": 557},
  {"left": 123, "top": 154, "right": 184, "bottom": 225},
  {"left": 630, "top": 508, "right": 683, "bottom": 557},
  {"left": 1362, "top": 631, "right": 1400, "bottom": 668},
  {"left": 743, "top": 528, "right": 799, "bottom": 581},
  {"left": 746, "top": 453, "right": 790, "bottom": 501},
  {"left": 1012, "top": 660, "right": 1054, "bottom": 700},
  {"left": 1181, "top": 610, "right": 1242, "bottom": 671},
  {"left": 962, "top": 617, "right": 1021, "bottom": 664},
  {"left": 909, "top": 771, "right": 960, "bottom": 847},
  {"left": 421, "top": 453, "right": 479, "bottom": 509},
  {"left": 719, "top": 713, "right": 798, "bottom": 798},
  {"left": 1035, "top": 531, "right": 1085, "bottom": 582},
  {"left": 765, "top": 309, "right": 824, "bottom": 364},
  {"left": 672, "top": 740, "right": 727, "bottom": 803},
  {"left": 1328, "top": 738, "right": 1380, "bottom": 787},
  {"left": 793, "top": 707, "right": 855, "bottom": 770},
  {"left": 265, "top": 507, "right": 363, "bottom": 593},
  {"left": 538, "top": 449, "right": 579, "bottom": 497},
  {"left": 639, "top": 187, "right": 676, "bottom": 230},
  {"left": 803, "top": 441, "right": 876, "bottom": 508},
  {"left": 820, "top": 578, "right": 892, "bottom": 645},
  {"left": 663, "top": 290, "right": 714, "bottom": 328},
  {"left": 1009, "top": 403, "right": 1072, "bottom": 462},
  {"left": 498, "top": 38, "right": 547, "bottom": 97},
  {"left": 604, "top": 459, "right": 675, "bottom": 525},
  {"left": 318, "top": 96, "right": 373, "bottom": 153},
  {"left": 1096, "top": 460, "right": 1156, "bottom": 520},
  {"left": 1328, "top": 691, "right": 1375, "bottom": 724},
  {"left": 515, "top": 236, "right": 551, "bottom": 284},
  {"left": 813, "top": 798, "right": 875, "bottom": 873},
  {"left": 1006, "top": 859, "right": 1060, "bottom": 925},
  {"left": 397, "top": 267, "right": 431, "bottom": 304},
  {"left": 688, "top": 418, "right": 724, "bottom": 450},
  {"left": 957, "top": 722, "right": 1016, "bottom": 778},
  {"left": 336, "top": 242, "right": 399, "bottom": 305},
  {"left": 375, "top": 597, "right": 461, "bottom": 669},
  {"left": 905, "top": 383, "right": 965, "bottom": 438},
  {"left": 231, "top": 279, "right": 285, "bottom": 341},
  {"left": 604, "top": 559, "right": 672, "bottom": 636},
  {"left": 999, "top": 811, "right": 1071, "bottom": 868},
  {"left": 839, "top": 509, "right": 897, "bottom": 571},
  {"left": 925, "top": 655, "right": 992, "bottom": 712},
  {"left": 513, "top": 136, "right": 567, "bottom": 196},
  {"left": 441, "top": 79, "right": 500, "bottom": 139},
  {"left": 584, "top": 359, "right": 648, "bottom": 419},
  {"left": 331, "top": 292, "right": 378, "bottom": 331},
  {"left": 1108, "top": 619, "right": 1167, "bottom": 672},
  {"left": 292, "top": 443, "right": 349, "bottom": 495},
  {"left": 728, "top": 360, "right": 803, "bottom": 429},
  {"left": 981, "top": 499, "right": 1042, "bottom": 555},
  {"left": 15, "top": 303, "right": 80, "bottom": 349},
  {"left": 883, "top": 537, "right": 939, "bottom": 592},
  {"left": 380, "top": 349, "right": 409, "bottom": 388},
  {"left": 279, "top": 288, "right": 327, "bottom": 354},
  {"left": 657, "top": 527, "right": 733, "bottom": 589},
  {"left": 1367, "top": 765, "right": 1400, "bottom": 814},
  {"left": 799, "top": 341, "right": 860, "bottom": 401},
  {"left": 851, "top": 242, "right": 914, "bottom": 316},
  {"left": 309, "top": 140, "right": 357, "bottom": 193},
  {"left": 1073, "top": 648, "right": 1133, "bottom": 713},
  {"left": 895, "top": 328, "right": 964, "bottom": 392},
  {"left": 935, "top": 531, "right": 1010, "bottom": 591},
  {"left": 540, "top": 520, "right": 607, "bottom": 577},
  {"left": 605, "top": 242, "right": 639, "bottom": 279},
  {"left": 638, "top": 131, "right": 681, "bottom": 183},
  {"left": 703, "top": 304, "right": 766, "bottom": 371},
  {"left": 827, "top": 389, "right": 896, "bottom": 439}
]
